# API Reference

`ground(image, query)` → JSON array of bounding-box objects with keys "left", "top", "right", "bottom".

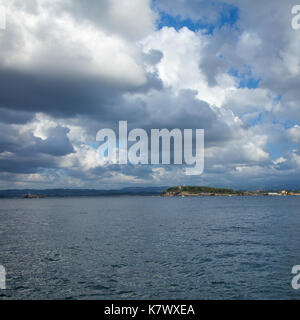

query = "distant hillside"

[
  {"left": 163, "top": 186, "right": 237, "bottom": 195},
  {"left": 161, "top": 186, "right": 300, "bottom": 197},
  {"left": 161, "top": 186, "right": 242, "bottom": 196},
  {"left": 0, "top": 187, "right": 168, "bottom": 198}
]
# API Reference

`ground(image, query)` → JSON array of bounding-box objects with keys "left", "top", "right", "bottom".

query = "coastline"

[{"left": 160, "top": 186, "right": 300, "bottom": 197}]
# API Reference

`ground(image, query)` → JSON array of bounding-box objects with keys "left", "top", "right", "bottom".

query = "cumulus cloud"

[
  {"left": 0, "top": 0, "right": 300, "bottom": 189},
  {"left": 287, "top": 125, "right": 300, "bottom": 143},
  {"left": 0, "top": 0, "right": 159, "bottom": 119}
]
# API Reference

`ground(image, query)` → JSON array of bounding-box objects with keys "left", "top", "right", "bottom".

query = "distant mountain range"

[{"left": 0, "top": 187, "right": 168, "bottom": 198}]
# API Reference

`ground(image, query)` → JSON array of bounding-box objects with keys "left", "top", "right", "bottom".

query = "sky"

[{"left": 0, "top": 0, "right": 300, "bottom": 190}]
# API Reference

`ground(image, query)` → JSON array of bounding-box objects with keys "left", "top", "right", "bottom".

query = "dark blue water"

[{"left": 1, "top": 196, "right": 300, "bottom": 299}]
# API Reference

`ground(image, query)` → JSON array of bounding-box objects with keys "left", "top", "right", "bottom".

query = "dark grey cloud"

[
  {"left": 0, "top": 107, "right": 34, "bottom": 124},
  {"left": 0, "top": 67, "right": 124, "bottom": 118},
  {"left": 143, "top": 49, "right": 164, "bottom": 66},
  {"left": 0, "top": 155, "right": 57, "bottom": 174},
  {"left": 0, "top": 123, "right": 74, "bottom": 173},
  {"left": 0, "top": 0, "right": 160, "bottom": 120},
  {"left": 30, "top": 126, "right": 74, "bottom": 157},
  {"left": 0, "top": 63, "right": 162, "bottom": 121},
  {"left": 123, "top": 89, "right": 233, "bottom": 145},
  {"left": 1, "top": 0, "right": 300, "bottom": 189}
]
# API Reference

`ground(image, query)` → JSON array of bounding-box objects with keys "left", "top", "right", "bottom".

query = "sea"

[{"left": 0, "top": 195, "right": 300, "bottom": 300}]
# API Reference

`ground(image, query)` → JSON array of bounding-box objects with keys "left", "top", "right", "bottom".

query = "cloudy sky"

[{"left": 0, "top": 0, "right": 300, "bottom": 190}]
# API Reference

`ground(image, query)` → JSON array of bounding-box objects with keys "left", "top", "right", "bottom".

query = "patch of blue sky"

[
  {"left": 86, "top": 141, "right": 124, "bottom": 158},
  {"left": 272, "top": 119, "right": 299, "bottom": 130},
  {"left": 154, "top": 1, "right": 239, "bottom": 34},
  {"left": 249, "top": 112, "right": 264, "bottom": 126},
  {"left": 274, "top": 95, "right": 282, "bottom": 103},
  {"left": 270, "top": 97, "right": 300, "bottom": 130},
  {"left": 228, "top": 67, "right": 261, "bottom": 89},
  {"left": 267, "top": 142, "right": 298, "bottom": 161},
  {"left": 239, "top": 77, "right": 261, "bottom": 89},
  {"left": 219, "top": 2, "right": 239, "bottom": 28},
  {"left": 157, "top": 12, "right": 215, "bottom": 34},
  {"left": 86, "top": 142, "right": 99, "bottom": 149},
  {"left": 245, "top": 108, "right": 299, "bottom": 137}
]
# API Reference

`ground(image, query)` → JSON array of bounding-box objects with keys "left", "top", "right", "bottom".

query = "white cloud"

[
  {"left": 1, "top": 0, "right": 150, "bottom": 87},
  {"left": 287, "top": 125, "right": 300, "bottom": 143},
  {"left": 2, "top": 0, "right": 300, "bottom": 189},
  {"left": 142, "top": 26, "right": 236, "bottom": 107}
]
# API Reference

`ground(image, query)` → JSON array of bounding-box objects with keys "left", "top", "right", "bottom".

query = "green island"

[{"left": 161, "top": 186, "right": 300, "bottom": 197}]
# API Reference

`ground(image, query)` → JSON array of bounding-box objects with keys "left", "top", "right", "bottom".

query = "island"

[
  {"left": 22, "top": 193, "right": 45, "bottom": 199},
  {"left": 161, "top": 186, "right": 300, "bottom": 197}
]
